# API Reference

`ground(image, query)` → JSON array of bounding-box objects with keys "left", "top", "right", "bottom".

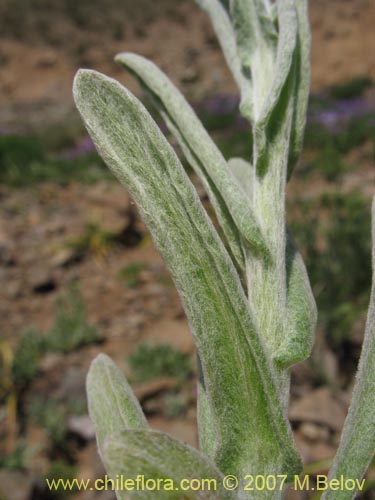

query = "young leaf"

[
  {"left": 229, "top": 0, "right": 277, "bottom": 119},
  {"left": 74, "top": 69, "right": 301, "bottom": 480},
  {"left": 162, "top": 115, "right": 245, "bottom": 270},
  {"left": 103, "top": 429, "right": 236, "bottom": 500},
  {"left": 115, "top": 53, "right": 269, "bottom": 260},
  {"left": 86, "top": 354, "right": 147, "bottom": 450},
  {"left": 287, "top": 0, "right": 311, "bottom": 177},
  {"left": 227, "top": 157, "right": 253, "bottom": 198},
  {"left": 195, "top": 0, "right": 243, "bottom": 91},
  {"left": 195, "top": 0, "right": 253, "bottom": 119},
  {"left": 322, "top": 198, "right": 375, "bottom": 500},
  {"left": 257, "top": 0, "right": 297, "bottom": 127},
  {"left": 254, "top": 0, "right": 298, "bottom": 174},
  {"left": 273, "top": 234, "right": 317, "bottom": 367}
]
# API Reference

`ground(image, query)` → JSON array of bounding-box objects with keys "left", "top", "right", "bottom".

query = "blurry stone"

[
  {"left": 55, "top": 367, "right": 86, "bottom": 401},
  {"left": 0, "top": 470, "right": 35, "bottom": 500},
  {"left": 35, "top": 50, "right": 57, "bottom": 68},
  {"left": 68, "top": 415, "right": 95, "bottom": 442},
  {"left": 39, "top": 352, "right": 64, "bottom": 373},
  {"left": 289, "top": 387, "right": 347, "bottom": 432},
  {"left": 134, "top": 377, "right": 177, "bottom": 402},
  {"left": 181, "top": 67, "right": 199, "bottom": 83},
  {"left": 299, "top": 422, "right": 330, "bottom": 442},
  {"left": 28, "top": 268, "right": 56, "bottom": 294},
  {"left": 50, "top": 247, "right": 82, "bottom": 268},
  {"left": 294, "top": 430, "right": 335, "bottom": 465},
  {"left": 5, "top": 280, "right": 22, "bottom": 299}
]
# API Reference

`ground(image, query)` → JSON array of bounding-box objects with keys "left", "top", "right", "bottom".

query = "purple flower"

[{"left": 309, "top": 97, "right": 373, "bottom": 133}]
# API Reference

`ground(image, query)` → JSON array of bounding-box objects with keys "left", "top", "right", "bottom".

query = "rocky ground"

[{"left": 0, "top": 0, "right": 374, "bottom": 131}]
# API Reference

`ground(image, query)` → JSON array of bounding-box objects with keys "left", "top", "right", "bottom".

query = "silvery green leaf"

[
  {"left": 273, "top": 234, "right": 317, "bottom": 367},
  {"left": 322, "top": 197, "right": 375, "bottom": 500},
  {"left": 103, "top": 430, "right": 235, "bottom": 500},
  {"left": 86, "top": 354, "right": 147, "bottom": 450},
  {"left": 162, "top": 115, "right": 245, "bottom": 270},
  {"left": 227, "top": 157, "right": 253, "bottom": 199},
  {"left": 74, "top": 70, "right": 301, "bottom": 480},
  {"left": 116, "top": 53, "right": 269, "bottom": 260},
  {"left": 254, "top": 0, "right": 298, "bottom": 174},
  {"left": 197, "top": 355, "right": 217, "bottom": 460},
  {"left": 195, "top": 0, "right": 253, "bottom": 118},
  {"left": 219, "top": 0, "right": 229, "bottom": 10},
  {"left": 287, "top": 0, "right": 311, "bottom": 177},
  {"left": 195, "top": 0, "right": 243, "bottom": 91},
  {"left": 229, "top": 0, "right": 277, "bottom": 119},
  {"left": 245, "top": 102, "right": 294, "bottom": 372}
]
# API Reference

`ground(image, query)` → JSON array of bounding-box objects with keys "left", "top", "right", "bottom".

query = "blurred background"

[{"left": 0, "top": 0, "right": 375, "bottom": 499}]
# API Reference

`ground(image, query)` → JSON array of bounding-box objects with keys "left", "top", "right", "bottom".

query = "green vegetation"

[
  {"left": 10, "top": 288, "right": 99, "bottom": 391},
  {"left": 12, "top": 328, "right": 45, "bottom": 386},
  {"left": 0, "top": 134, "right": 110, "bottom": 187},
  {"left": 304, "top": 147, "right": 347, "bottom": 182},
  {"left": 118, "top": 262, "right": 150, "bottom": 288},
  {"left": 128, "top": 343, "right": 192, "bottom": 382},
  {"left": 164, "top": 392, "right": 189, "bottom": 418},
  {"left": 290, "top": 192, "right": 372, "bottom": 349},
  {"left": 28, "top": 398, "right": 68, "bottom": 447},
  {"left": 45, "top": 461, "right": 78, "bottom": 498},
  {"left": 69, "top": 222, "right": 116, "bottom": 256},
  {"left": 329, "top": 77, "right": 373, "bottom": 100},
  {"left": 304, "top": 113, "right": 375, "bottom": 155},
  {"left": 46, "top": 287, "right": 100, "bottom": 353},
  {"left": 216, "top": 129, "right": 253, "bottom": 161},
  {"left": 0, "top": 442, "right": 27, "bottom": 470}
]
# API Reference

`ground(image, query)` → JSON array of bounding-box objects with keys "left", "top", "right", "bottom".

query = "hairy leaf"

[
  {"left": 254, "top": 0, "right": 298, "bottom": 174},
  {"left": 195, "top": 0, "right": 242, "bottom": 91},
  {"left": 227, "top": 157, "right": 253, "bottom": 198},
  {"left": 163, "top": 115, "right": 245, "bottom": 270},
  {"left": 288, "top": 0, "right": 311, "bottom": 177},
  {"left": 86, "top": 354, "right": 147, "bottom": 450},
  {"left": 229, "top": 0, "right": 277, "bottom": 119},
  {"left": 115, "top": 53, "right": 269, "bottom": 260},
  {"left": 273, "top": 234, "right": 317, "bottom": 367},
  {"left": 322, "top": 198, "right": 375, "bottom": 500},
  {"left": 103, "top": 430, "right": 235, "bottom": 500},
  {"left": 74, "top": 69, "right": 301, "bottom": 479}
]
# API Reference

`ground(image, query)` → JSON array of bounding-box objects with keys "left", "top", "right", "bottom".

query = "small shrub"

[
  {"left": 118, "top": 262, "right": 150, "bottom": 288},
  {"left": 0, "top": 133, "right": 110, "bottom": 186},
  {"left": 329, "top": 77, "right": 373, "bottom": 100},
  {"left": 164, "top": 392, "right": 189, "bottom": 418},
  {"left": 291, "top": 192, "right": 371, "bottom": 348},
  {"left": 45, "top": 460, "right": 77, "bottom": 498},
  {"left": 0, "top": 441, "right": 27, "bottom": 470},
  {"left": 0, "top": 135, "right": 45, "bottom": 169},
  {"left": 128, "top": 343, "right": 192, "bottom": 382},
  {"left": 69, "top": 222, "right": 116, "bottom": 256},
  {"left": 29, "top": 398, "right": 68, "bottom": 447},
  {"left": 335, "top": 113, "right": 375, "bottom": 154},
  {"left": 12, "top": 329, "right": 45, "bottom": 386},
  {"left": 312, "top": 146, "right": 347, "bottom": 182},
  {"left": 46, "top": 287, "right": 99, "bottom": 353}
]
